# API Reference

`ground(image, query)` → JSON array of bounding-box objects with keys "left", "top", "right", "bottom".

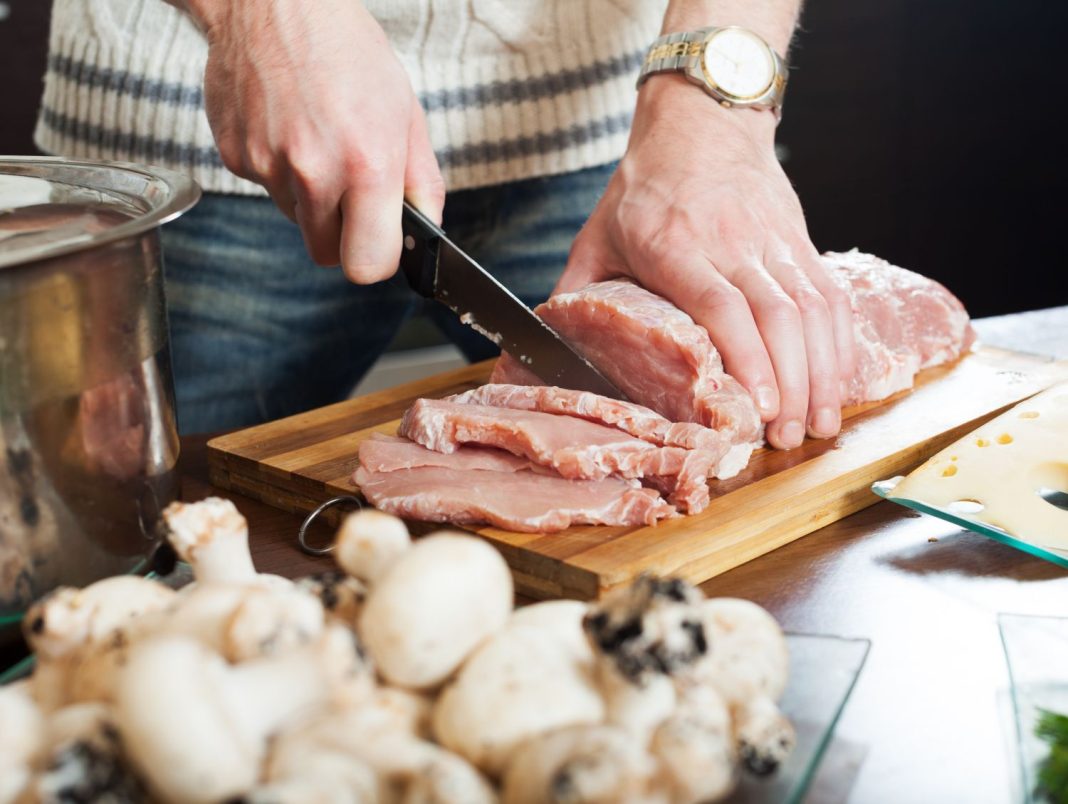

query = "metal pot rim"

[{"left": 0, "top": 156, "right": 201, "bottom": 270}]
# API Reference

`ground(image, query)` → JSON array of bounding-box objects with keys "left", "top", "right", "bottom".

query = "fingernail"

[
  {"left": 810, "top": 407, "right": 839, "bottom": 437},
  {"left": 780, "top": 419, "right": 805, "bottom": 448},
  {"left": 754, "top": 386, "right": 777, "bottom": 417}
]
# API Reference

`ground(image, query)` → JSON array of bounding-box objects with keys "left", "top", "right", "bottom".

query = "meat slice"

[
  {"left": 399, "top": 399, "right": 712, "bottom": 512},
  {"left": 358, "top": 432, "right": 536, "bottom": 473},
  {"left": 489, "top": 279, "right": 763, "bottom": 446},
  {"left": 446, "top": 383, "right": 747, "bottom": 485},
  {"left": 354, "top": 465, "right": 674, "bottom": 532},
  {"left": 448, "top": 384, "right": 727, "bottom": 452},
  {"left": 826, "top": 249, "right": 975, "bottom": 404}
]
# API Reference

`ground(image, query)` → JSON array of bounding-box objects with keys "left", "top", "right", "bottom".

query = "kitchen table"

[{"left": 178, "top": 306, "right": 1068, "bottom": 804}]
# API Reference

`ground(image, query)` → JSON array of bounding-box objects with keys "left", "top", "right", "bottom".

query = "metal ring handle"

[{"left": 298, "top": 495, "right": 363, "bottom": 556}]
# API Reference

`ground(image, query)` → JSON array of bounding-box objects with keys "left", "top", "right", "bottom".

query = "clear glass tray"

[
  {"left": 999, "top": 614, "right": 1068, "bottom": 803},
  {"left": 872, "top": 477, "right": 1068, "bottom": 570},
  {"left": 733, "top": 633, "right": 870, "bottom": 803}
]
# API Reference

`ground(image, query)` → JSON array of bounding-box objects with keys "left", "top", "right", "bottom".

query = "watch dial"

[{"left": 702, "top": 28, "right": 775, "bottom": 100}]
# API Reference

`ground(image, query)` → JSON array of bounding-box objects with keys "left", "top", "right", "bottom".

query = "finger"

[
  {"left": 265, "top": 181, "right": 300, "bottom": 225},
  {"left": 286, "top": 153, "right": 345, "bottom": 266},
  {"left": 644, "top": 261, "right": 781, "bottom": 423},
  {"left": 293, "top": 188, "right": 343, "bottom": 266},
  {"left": 806, "top": 252, "right": 857, "bottom": 387},
  {"left": 404, "top": 97, "right": 446, "bottom": 225},
  {"left": 338, "top": 171, "right": 405, "bottom": 284},
  {"left": 766, "top": 256, "right": 841, "bottom": 439},
  {"left": 726, "top": 262, "right": 810, "bottom": 447}
]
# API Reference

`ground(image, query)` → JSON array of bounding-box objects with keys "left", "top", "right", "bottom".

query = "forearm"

[{"left": 661, "top": 0, "right": 802, "bottom": 55}]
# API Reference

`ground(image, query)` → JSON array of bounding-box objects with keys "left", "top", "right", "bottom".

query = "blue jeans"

[{"left": 161, "top": 163, "right": 615, "bottom": 434}]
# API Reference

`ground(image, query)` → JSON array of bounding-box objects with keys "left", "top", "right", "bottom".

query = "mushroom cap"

[
  {"left": 359, "top": 533, "right": 512, "bottom": 689},
  {"left": 432, "top": 605, "right": 605, "bottom": 777},
  {"left": 695, "top": 598, "right": 789, "bottom": 705},
  {"left": 335, "top": 510, "right": 411, "bottom": 584}
]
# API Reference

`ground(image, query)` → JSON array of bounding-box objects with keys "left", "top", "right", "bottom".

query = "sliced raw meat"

[
  {"left": 358, "top": 432, "right": 535, "bottom": 474},
  {"left": 354, "top": 465, "right": 674, "bottom": 532},
  {"left": 489, "top": 280, "right": 763, "bottom": 447},
  {"left": 826, "top": 249, "right": 975, "bottom": 404},
  {"left": 399, "top": 399, "right": 712, "bottom": 512},
  {"left": 448, "top": 384, "right": 728, "bottom": 453}
]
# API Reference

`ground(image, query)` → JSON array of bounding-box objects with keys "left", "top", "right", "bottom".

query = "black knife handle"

[{"left": 400, "top": 202, "right": 441, "bottom": 299}]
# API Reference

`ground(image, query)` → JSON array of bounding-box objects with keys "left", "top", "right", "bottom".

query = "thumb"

[{"left": 404, "top": 95, "right": 446, "bottom": 225}]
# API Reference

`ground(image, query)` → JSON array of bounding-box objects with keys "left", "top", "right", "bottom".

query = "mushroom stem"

[{"left": 163, "top": 497, "right": 258, "bottom": 584}]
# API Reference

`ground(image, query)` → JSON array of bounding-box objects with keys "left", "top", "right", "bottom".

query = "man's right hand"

[{"left": 184, "top": 0, "right": 444, "bottom": 283}]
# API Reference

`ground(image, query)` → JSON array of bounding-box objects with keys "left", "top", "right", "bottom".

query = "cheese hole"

[
  {"left": 976, "top": 438, "right": 990, "bottom": 447},
  {"left": 941, "top": 465, "right": 958, "bottom": 477},
  {"left": 996, "top": 433, "right": 1013, "bottom": 445},
  {"left": 1018, "top": 411, "right": 1040, "bottom": 419},
  {"left": 1038, "top": 488, "right": 1068, "bottom": 511},
  {"left": 948, "top": 499, "right": 985, "bottom": 515}
]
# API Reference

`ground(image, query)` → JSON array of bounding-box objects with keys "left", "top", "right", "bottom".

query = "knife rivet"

[{"left": 404, "top": 235, "right": 416, "bottom": 251}]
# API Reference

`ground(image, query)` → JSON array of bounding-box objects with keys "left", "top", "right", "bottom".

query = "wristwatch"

[{"left": 638, "top": 27, "right": 788, "bottom": 116}]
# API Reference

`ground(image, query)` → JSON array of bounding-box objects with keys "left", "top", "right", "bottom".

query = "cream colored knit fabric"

[{"left": 36, "top": 0, "right": 667, "bottom": 194}]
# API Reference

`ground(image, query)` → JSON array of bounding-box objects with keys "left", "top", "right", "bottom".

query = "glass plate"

[
  {"left": 872, "top": 477, "right": 1068, "bottom": 570},
  {"left": 999, "top": 614, "right": 1068, "bottom": 803},
  {"left": 733, "top": 633, "right": 870, "bottom": 803}
]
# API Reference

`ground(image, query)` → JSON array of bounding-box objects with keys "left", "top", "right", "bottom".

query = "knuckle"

[
  {"left": 759, "top": 293, "right": 801, "bottom": 328},
  {"left": 695, "top": 282, "right": 747, "bottom": 317},
  {"left": 791, "top": 285, "right": 830, "bottom": 320}
]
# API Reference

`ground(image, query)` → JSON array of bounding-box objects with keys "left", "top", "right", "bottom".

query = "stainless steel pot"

[{"left": 0, "top": 157, "right": 199, "bottom": 628}]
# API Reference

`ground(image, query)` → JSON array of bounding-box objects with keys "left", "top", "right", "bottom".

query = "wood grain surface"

[{"left": 208, "top": 346, "right": 1068, "bottom": 600}]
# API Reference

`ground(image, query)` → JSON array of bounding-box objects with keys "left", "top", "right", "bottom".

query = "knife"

[{"left": 399, "top": 201, "right": 625, "bottom": 399}]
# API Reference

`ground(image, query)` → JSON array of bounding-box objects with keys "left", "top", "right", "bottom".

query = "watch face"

[{"left": 702, "top": 28, "right": 775, "bottom": 100}]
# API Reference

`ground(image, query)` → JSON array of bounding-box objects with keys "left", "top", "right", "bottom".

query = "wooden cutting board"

[{"left": 207, "top": 347, "right": 1068, "bottom": 600}]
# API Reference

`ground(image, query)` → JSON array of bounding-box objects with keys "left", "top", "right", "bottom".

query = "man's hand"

[
  {"left": 182, "top": 0, "right": 444, "bottom": 282},
  {"left": 558, "top": 77, "right": 855, "bottom": 449}
]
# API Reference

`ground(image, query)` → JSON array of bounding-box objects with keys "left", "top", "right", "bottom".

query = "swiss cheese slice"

[{"left": 890, "top": 381, "right": 1068, "bottom": 551}]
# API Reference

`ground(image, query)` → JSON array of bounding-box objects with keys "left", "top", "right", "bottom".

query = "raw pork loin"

[
  {"left": 827, "top": 250, "right": 975, "bottom": 404},
  {"left": 355, "top": 249, "right": 973, "bottom": 533},
  {"left": 492, "top": 249, "right": 974, "bottom": 430},
  {"left": 355, "top": 440, "right": 674, "bottom": 532}
]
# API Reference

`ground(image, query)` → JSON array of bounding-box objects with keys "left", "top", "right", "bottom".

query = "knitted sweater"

[{"left": 36, "top": 0, "right": 667, "bottom": 194}]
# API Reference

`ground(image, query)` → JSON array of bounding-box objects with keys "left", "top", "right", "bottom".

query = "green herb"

[{"left": 1035, "top": 708, "right": 1068, "bottom": 803}]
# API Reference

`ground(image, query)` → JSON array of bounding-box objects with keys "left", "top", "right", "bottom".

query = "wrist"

[{"left": 635, "top": 73, "right": 778, "bottom": 149}]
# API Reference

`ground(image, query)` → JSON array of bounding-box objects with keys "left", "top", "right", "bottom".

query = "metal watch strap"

[{"left": 637, "top": 29, "right": 707, "bottom": 87}]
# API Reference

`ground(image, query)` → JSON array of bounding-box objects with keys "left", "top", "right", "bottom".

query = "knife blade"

[{"left": 399, "top": 202, "right": 625, "bottom": 399}]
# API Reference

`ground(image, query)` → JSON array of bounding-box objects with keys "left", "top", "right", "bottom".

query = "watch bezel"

[{"left": 694, "top": 26, "right": 782, "bottom": 107}]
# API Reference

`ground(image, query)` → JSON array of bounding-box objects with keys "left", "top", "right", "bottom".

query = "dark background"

[{"left": 3, "top": 0, "right": 1065, "bottom": 317}]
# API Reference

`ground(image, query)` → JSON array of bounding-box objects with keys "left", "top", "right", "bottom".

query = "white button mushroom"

[
  {"left": 432, "top": 600, "right": 605, "bottom": 777},
  {"left": 163, "top": 496, "right": 290, "bottom": 586},
  {"left": 335, "top": 509, "right": 412, "bottom": 584},
  {"left": 114, "top": 623, "right": 372, "bottom": 803},
  {"left": 694, "top": 598, "right": 789, "bottom": 705},
  {"left": 358, "top": 532, "right": 512, "bottom": 690}
]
